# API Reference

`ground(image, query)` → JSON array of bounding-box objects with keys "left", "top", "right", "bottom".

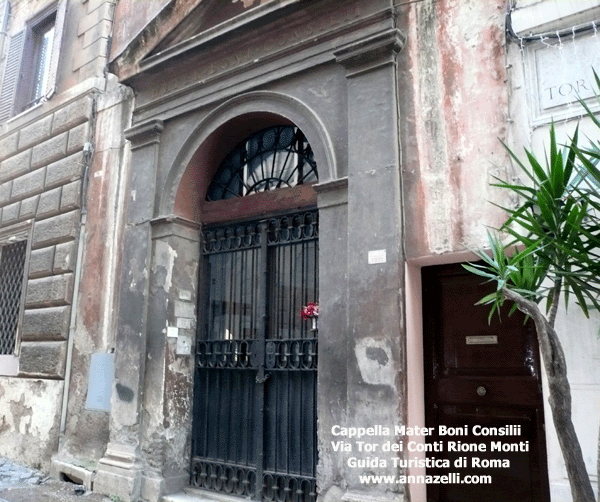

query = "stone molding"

[
  {"left": 159, "top": 90, "right": 337, "bottom": 216},
  {"left": 314, "top": 177, "right": 348, "bottom": 193},
  {"left": 315, "top": 177, "right": 348, "bottom": 209},
  {"left": 95, "top": 442, "right": 143, "bottom": 500},
  {"left": 334, "top": 27, "right": 406, "bottom": 78},
  {"left": 129, "top": 5, "right": 397, "bottom": 121},
  {"left": 124, "top": 119, "right": 164, "bottom": 150},
  {"left": 150, "top": 215, "right": 201, "bottom": 242}
]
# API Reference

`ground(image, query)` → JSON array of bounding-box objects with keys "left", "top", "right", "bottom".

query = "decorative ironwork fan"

[{"left": 206, "top": 125, "right": 318, "bottom": 201}]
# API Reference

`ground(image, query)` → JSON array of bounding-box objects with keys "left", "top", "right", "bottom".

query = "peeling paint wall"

[
  {"left": 139, "top": 222, "right": 199, "bottom": 499},
  {"left": 0, "top": 0, "right": 134, "bottom": 481},
  {"left": 0, "top": 378, "right": 63, "bottom": 471},
  {"left": 56, "top": 77, "right": 134, "bottom": 470},
  {"left": 402, "top": 0, "right": 510, "bottom": 260}
]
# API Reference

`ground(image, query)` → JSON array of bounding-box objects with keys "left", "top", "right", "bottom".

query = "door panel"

[
  {"left": 422, "top": 264, "right": 549, "bottom": 502},
  {"left": 192, "top": 211, "right": 318, "bottom": 502}
]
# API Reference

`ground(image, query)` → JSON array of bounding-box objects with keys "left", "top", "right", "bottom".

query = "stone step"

[{"left": 162, "top": 488, "right": 249, "bottom": 502}]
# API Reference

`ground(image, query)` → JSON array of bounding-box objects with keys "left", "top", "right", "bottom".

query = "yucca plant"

[{"left": 465, "top": 98, "right": 600, "bottom": 501}]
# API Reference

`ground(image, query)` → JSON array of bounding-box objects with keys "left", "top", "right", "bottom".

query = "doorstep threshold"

[{"left": 162, "top": 488, "right": 253, "bottom": 502}]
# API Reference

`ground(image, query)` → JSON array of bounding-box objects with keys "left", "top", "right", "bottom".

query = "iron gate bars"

[{"left": 192, "top": 210, "right": 318, "bottom": 502}]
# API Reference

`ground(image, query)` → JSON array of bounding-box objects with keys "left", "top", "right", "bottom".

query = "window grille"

[
  {"left": 0, "top": 240, "right": 27, "bottom": 355},
  {"left": 206, "top": 125, "right": 318, "bottom": 201}
]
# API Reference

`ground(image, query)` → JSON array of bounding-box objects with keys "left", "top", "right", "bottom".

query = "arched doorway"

[{"left": 189, "top": 124, "right": 319, "bottom": 502}]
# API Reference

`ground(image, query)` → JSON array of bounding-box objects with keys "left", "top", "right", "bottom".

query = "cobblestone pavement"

[{"left": 0, "top": 457, "right": 110, "bottom": 502}]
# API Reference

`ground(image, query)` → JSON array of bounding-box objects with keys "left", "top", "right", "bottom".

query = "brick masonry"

[{"left": 0, "top": 94, "right": 93, "bottom": 378}]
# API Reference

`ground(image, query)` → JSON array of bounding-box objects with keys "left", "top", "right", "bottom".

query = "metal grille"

[
  {"left": 0, "top": 240, "right": 27, "bottom": 355},
  {"left": 193, "top": 210, "right": 318, "bottom": 502},
  {"left": 205, "top": 126, "right": 318, "bottom": 201}
]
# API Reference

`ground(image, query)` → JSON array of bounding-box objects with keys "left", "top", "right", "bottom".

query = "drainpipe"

[{"left": 58, "top": 137, "right": 93, "bottom": 449}]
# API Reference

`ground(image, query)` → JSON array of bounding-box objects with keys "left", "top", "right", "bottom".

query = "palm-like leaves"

[
  {"left": 466, "top": 118, "right": 600, "bottom": 318},
  {"left": 464, "top": 69, "right": 600, "bottom": 502}
]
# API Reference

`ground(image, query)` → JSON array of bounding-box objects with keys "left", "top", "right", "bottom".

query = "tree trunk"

[{"left": 502, "top": 288, "right": 595, "bottom": 502}]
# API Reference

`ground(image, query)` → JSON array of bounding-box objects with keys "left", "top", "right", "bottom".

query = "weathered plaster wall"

[
  {"left": 0, "top": 378, "right": 63, "bottom": 471},
  {"left": 0, "top": 0, "right": 126, "bottom": 478},
  {"left": 2, "top": 0, "right": 115, "bottom": 94},
  {"left": 402, "top": 0, "right": 510, "bottom": 260},
  {"left": 100, "top": 2, "right": 408, "bottom": 502},
  {"left": 139, "top": 221, "right": 199, "bottom": 499},
  {"left": 56, "top": 76, "right": 134, "bottom": 470}
]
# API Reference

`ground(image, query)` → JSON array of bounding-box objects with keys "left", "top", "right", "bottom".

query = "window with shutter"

[
  {"left": 0, "top": 0, "right": 67, "bottom": 122},
  {"left": 0, "top": 29, "right": 24, "bottom": 122},
  {"left": 20, "top": 12, "right": 56, "bottom": 111}
]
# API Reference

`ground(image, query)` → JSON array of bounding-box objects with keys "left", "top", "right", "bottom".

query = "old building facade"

[
  {"left": 0, "top": 0, "right": 131, "bottom": 481},
  {"left": 0, "top": 0, "right": 599, "bottom": 501}
]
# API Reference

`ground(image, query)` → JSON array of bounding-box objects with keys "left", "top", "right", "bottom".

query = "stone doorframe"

[{"left": 94, "top": 26, "right": 408, "bottom": 502}]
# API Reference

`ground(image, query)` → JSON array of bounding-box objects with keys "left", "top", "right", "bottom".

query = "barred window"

[{"left": 0, "top": 240, "right": 27, "bottom": 355}]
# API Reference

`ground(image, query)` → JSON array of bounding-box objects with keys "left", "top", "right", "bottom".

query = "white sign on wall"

[{"left": 526, "top": 33, "right": 600, "bottom": 125}]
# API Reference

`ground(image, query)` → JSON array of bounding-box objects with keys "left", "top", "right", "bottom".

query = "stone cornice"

[
  {"left": 150, "top": 215, "right": 201, "bottom": 241},
  {"left": 124, "top": 119, "right": 164, "bottom": 149},
  {"left": 313, "top": 177, "right": 349, "bottom": 194},
  {"left": 130, "top": 7, "right": 398, "bottom": 123},
  {"left": 334, "top": 28, "right": 406, "bottom": 78}
]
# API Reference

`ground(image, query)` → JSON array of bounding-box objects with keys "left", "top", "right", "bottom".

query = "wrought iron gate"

[{"left": 192, "top": 210, "right": 318, "bottom": 502}]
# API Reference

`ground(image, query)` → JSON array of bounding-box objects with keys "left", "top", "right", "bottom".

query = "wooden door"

[{"left": 422, "top": 263, "right": 550, "bottom": 502}]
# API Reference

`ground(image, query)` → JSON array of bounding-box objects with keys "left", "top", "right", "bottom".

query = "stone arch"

[{"left": 161, "top": 91, "right": 337, "bottom": 220}]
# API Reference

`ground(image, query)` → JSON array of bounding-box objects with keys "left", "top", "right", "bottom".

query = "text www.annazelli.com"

[{"left": 359, "top": 473, "right": 493, "bottom": 485}]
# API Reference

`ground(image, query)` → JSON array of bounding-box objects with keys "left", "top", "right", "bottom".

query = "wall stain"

[
  {"left": 116, "top": 383, "right": 134, "bottom": 402},
  {"left": 366, "top": 346, "right": 389, "bottom": 366}
]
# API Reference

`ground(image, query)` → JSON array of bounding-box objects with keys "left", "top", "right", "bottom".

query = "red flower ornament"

[{"left": 301, "top": 303, "right": 319, "bottom": 319}]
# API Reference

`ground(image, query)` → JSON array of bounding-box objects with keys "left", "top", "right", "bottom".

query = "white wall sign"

[
  {"left": 368, "top": 249, "right": 387, "bottom": 264},
  {"left": 526, "top": 33, "right": 600, "bottom": 125}
]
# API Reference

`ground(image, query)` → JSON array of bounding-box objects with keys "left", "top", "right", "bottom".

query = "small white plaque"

[
  {"left": 174, "top": 300, "right": 195, "bottom": 318},
  {"left": 466, "top": 335, "right": 498, "bottom": 345},
  {"left": 177, "top": 317, "right": 195, "bottom": 329},
  {"left": 368, "top": 249, "right": 387, "bottom": 265},
  {"left": 527, "top": 33, "right": 600, "bottom": 124},
  {"left": 176, "top": 334, "right": 192, "bottom": 355},
  {"left": 167, "top": 326, "right": 179, "bottom": 338},
  {"left": 179, "top": 289, "right": 192, "bottom": 301}
]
